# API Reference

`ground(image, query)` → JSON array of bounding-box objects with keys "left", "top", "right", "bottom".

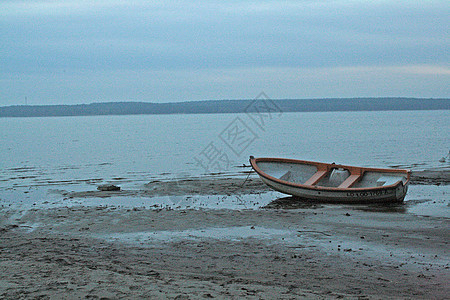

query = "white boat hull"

[{"left": 260, "top": 175, "right": 408, "bottom": 203}]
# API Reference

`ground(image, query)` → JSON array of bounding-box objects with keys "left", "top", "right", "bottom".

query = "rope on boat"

[
  {"left": 241, "top": 168, "right": 253, "bottom": 188},
  {"left": 232, "top": 166, "right": 254, "bottom": 193}
]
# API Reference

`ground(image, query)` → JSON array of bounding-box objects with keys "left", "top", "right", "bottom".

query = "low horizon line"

[{"left": 2, "top": 96, "right": 449, "bottom": 108}]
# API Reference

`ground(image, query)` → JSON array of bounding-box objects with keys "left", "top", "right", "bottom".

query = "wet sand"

[
  {"left": 409, "top": 169, "right": 450, "bottom": 185},
  {"left": 1, "top": 169, "right": 449, "bottom": 299}
]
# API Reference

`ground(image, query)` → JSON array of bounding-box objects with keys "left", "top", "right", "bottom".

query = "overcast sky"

[{"left": 0, "top": 0, "right": 448, "bottom": 105}]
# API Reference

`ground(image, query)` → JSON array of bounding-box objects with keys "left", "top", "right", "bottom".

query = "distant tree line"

[{"left": 0, "top": 98, "right": 448, "bottom": 118}]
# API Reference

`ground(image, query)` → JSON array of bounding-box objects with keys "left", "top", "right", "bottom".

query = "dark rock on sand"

[{"left": 97, "top": 184, "right": 121, "bottom": 191}]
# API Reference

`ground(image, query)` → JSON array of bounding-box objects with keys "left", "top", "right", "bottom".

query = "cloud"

[
  {"left": 2, "top": 64, "right": 448, "bottom": 105},
  {"left": 0, "top": 0, "right": 448, "bottom": 104}
]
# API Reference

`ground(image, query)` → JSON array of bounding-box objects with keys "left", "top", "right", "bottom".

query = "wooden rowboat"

[{"left": 249, "top": 156, "right": 411, "bottom": 203}]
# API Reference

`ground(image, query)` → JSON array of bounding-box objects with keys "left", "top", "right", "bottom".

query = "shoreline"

[
  {"left": 63, "top": 169, "right": 449, "bottom": 200},
  {"left": 1, "top": 98, "right": 448, "bottom": 118},
  {"left": 1, "top": 169, "right": 449, "bottom": 299}
]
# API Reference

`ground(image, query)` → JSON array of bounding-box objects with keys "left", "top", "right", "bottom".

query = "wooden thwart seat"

[
  {"left": 304, "top": 170, "right": 328, "bottom": 186},
  {"left": 338, "top": 174, "right": 361, "bottom": 188}
]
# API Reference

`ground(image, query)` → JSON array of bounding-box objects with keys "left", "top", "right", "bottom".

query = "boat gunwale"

[{"left": 249, "top": 156, "right": 411, "bottom": 192}]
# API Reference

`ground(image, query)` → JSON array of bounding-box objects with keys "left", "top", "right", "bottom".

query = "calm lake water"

[{"left": 0, "top": 110, "right": 449, "bottom": 214}]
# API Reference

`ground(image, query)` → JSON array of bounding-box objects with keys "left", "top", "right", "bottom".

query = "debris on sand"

[{"left": 97, "top": 184, "right": 121, "bottom": 191}]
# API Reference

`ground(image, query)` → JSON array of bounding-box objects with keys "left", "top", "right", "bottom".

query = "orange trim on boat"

[
  {"left": 304, "top": 169, "right": 328, "bottom": 186},
  {"left": 338, "top": 174, "right": 361, "bottom": 188}
]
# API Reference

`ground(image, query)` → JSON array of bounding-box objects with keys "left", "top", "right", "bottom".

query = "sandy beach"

[{"left": 1, "top": 170, "right": 449, "bottom": 299}]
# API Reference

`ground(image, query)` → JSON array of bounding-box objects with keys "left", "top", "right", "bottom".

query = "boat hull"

[
  {"left": 259, "top": 175, "right": 408, "bottom": 203},
  {"left": 250, "top": 157, "right": 410, "bottom": 204}
]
